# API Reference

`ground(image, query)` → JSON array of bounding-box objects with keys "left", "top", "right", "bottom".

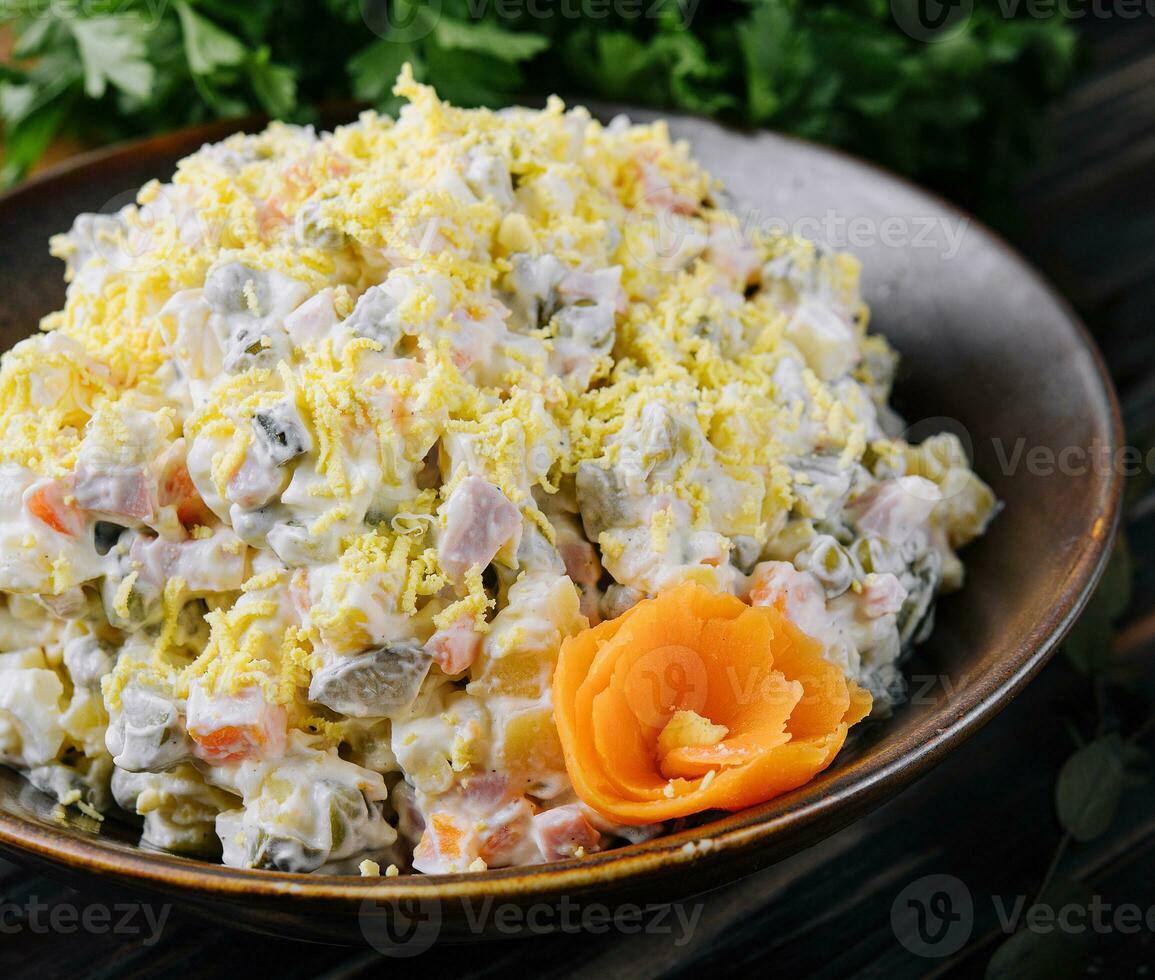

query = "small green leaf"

[
  {"left": 175, "top": 1, "right": 247, "bottom": 76},
  {"left": 1062, "top": 601, "right": 1111, "bottom": 674},
  {"left": 1098, "top": 537, "right": 1133, "bottom": 620},
  {"left": 247, "top": 50, "right": 297, "bottom": 118},
  {"left": 348, "top": 40, "right": 416, "bottom": 105},
  {"left": 986, "top": 926, "right": 1089, "bottom": 980},
  {"left": 434, "top": 20, "right": 549, "bottom": 64},
  {"left": 1055, "top": 736, "right": 1125, "bottom": 842},
  {"left": 1, "top": 97, "right": 70, "bottom": 185},
  {"left": 0, "top": 83, "right": 37, "bottom": 126},
  {"left": 69, "top": 17, "right": 156, "bottom": 100},
  {"left": 12, "top": 16, "right": 62, "bottom": 60},
  {"left": 1064, "top": 537, "right": 1133, "bottom": 673}
]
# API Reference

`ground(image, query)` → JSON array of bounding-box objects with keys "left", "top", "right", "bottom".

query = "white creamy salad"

[{"left": 0, "top": 69, "right": 997, "bottom": 874}]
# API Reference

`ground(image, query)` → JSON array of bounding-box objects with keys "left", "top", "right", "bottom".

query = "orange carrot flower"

[{"left": 553, "top": 581, "right": 872, "bottom": 824}]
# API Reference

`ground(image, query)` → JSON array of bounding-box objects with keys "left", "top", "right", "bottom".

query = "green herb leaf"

[
  {"left": 434, "top": 20, "right": 549, "bottom": 64},
  {"left": 175, "top": 1, "right": 247, "bottom": 76},
  {"left": 348, "top": 40, "right": 416, "bottom": 106},
  {"left": 1055, "top": 736, "right": 1126, "bottom": 842},
  {"left": 0, "top": 1, "right": 1080, "bottom": 215},
  {"left": 1062, "top": 600, "right": 1112, "bottom": 675},
  {"left": 986, "top": 926, "right": 1090, "bottom": 980},
  {"left": 1098, "top": 537, "right": 1133, "bottom": 620},
  {"left": 247, "top": 49, "right": 297, "bottom": 119},
  {"left": 1064, "top": 537, "right": 1132, "bottom": 673},
  {"left": 69, "top": 16, "right": 156, "bottom": 100},
  {"left": 1, "top": 97, "right": 70, "bottom": 186}
]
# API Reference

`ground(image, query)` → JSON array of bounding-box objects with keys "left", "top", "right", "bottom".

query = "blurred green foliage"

[{"left": 1, "top": 0, "right": 1078, "bottom": 210}]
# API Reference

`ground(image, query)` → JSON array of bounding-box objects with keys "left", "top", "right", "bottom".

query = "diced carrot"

[
  {"left": 552, "top": 581, "right": 871, "bottom": 824},
  {"left": 26, "top": 482, "right": 80, "bottom": 536},
  {"left": 159, "top": 458, "right": 214, "bottom": 527},
  {"left": 186, "top": 686, "right": 287, "bottom": 764},
  {"left": 412, "top": 812, "right": 472, "bottom": 873},
  {"left": 189, "top": 724, "right": 266, "bottom": 764}
]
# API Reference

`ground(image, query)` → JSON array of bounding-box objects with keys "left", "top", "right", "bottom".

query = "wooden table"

[{"left": 2, "top": 16, "right": 1154, "bottom": 980}]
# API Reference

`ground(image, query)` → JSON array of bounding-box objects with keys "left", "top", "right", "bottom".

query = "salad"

[{"left": 0, "top": 69, "right": 997, "bottom": 875}]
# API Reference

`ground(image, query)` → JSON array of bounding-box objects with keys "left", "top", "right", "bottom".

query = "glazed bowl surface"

[{"left": 0, "top": 108, "right": 1121, "bottom": 944}]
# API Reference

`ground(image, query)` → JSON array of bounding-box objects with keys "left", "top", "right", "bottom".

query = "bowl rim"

[{"left": 0, "top": 109, "right": 1124, "bottom": 906}]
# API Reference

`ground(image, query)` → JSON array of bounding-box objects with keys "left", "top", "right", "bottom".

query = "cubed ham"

[
  {"left": 284, "top": 289, "right": 338, "bottom": 348},
  {"left": 227, "top": 443, "right": 288, "bottom": 510},
  {"left": 860, "top": 572, "right": 908, "bottom": 619},
  {"left": 559, "top": 535, "right": 603, "bottom": 623},
  {"left": 559, "top": 536, "right": 602, "bottom": 590},
  {"left": 73, "top": 465, "right": 155, "bottom": 523},
  {"left": 129, "top": 529, "right": 248, "bottom": 593},
  {"left": 746, "top": 560, "right": 829, "bottom": 641},
  {"left": 438, "top": 477, "right": 521, "bottom": 581},
  {"left": 850, "top": 477, "right": 941, "bottom": 543},
  {"left": 425, "top": 616, "right": 482, "bottom": 675},
  {"left": 704, "top": 226, "right": 762, "bottom": 287},
  {"left": 532, "top": 804, "right": 602, "bottom": 861}
]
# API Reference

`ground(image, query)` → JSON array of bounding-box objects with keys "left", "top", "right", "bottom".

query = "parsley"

[{"left": 1, "top": 1, "right": 1077, "bottom": 211}]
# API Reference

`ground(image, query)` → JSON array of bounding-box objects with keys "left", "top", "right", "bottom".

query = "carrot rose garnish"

[{"left": 553, "top": 581, "right": 872, "bottom": 824}]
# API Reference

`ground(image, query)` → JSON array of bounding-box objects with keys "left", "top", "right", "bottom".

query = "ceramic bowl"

[{"left": 0, "top": 108, "right": 1122, "bottom": 944}]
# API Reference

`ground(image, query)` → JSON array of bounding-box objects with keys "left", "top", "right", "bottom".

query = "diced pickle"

[
  {"left": 252, "top": 400, "right": 313, "bottom": 466},
  {"left": 342, "top": 284, "right": 402, "bottom": 350},
  {"left": 111, "top": 765, "right": 228, "bottom": 857},
  {"left": 232, "top": 504, "right": 287, "bottom": 548},
  {"left": 105, "top": 683, "right": 192, "bottom": 772},
  {"left": 100, "top": 565, "right": 161, "bottom": 632},
  {"left": 729, "top": 535, "right": 762, "bottom": 574},
  {"left": 308, "top": 643, "right": 432, "bottom": 717},
  {"left": 294, "top": 200, "right": 348, "bottom": 250},
  {"left": 28, "top": 758, "right": 113, "bottom": 813},
  {"left": 62, "top": 634, "right": 115, "bottom": 690},
  {"left": 575, "top": 462, "right": 631, "bottom": 540},
  {"left": 898, "top": 552, "right": 941, "bottom": 647},
  {"left": 204, "top": 262, "right": 270, "bottom": 316},
  {"left": 504, "top": 253, "right": 564, "bottom": 329},
  {"left": 220, "top": 774, "right": 394, "bottom": 873},
  {"left": 223, "top": 320, "right": 290, "bottom": 373},
  {"left": 242, "top": 829, "right": 325, "bottom": 873},
  {"left": 787, "top": 455, "right": 855, "bottom": 522}
]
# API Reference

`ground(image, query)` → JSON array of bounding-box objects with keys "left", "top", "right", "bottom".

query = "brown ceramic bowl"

[{"left": 0, "top": 109, "right": 1122, "bottom": 945}]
